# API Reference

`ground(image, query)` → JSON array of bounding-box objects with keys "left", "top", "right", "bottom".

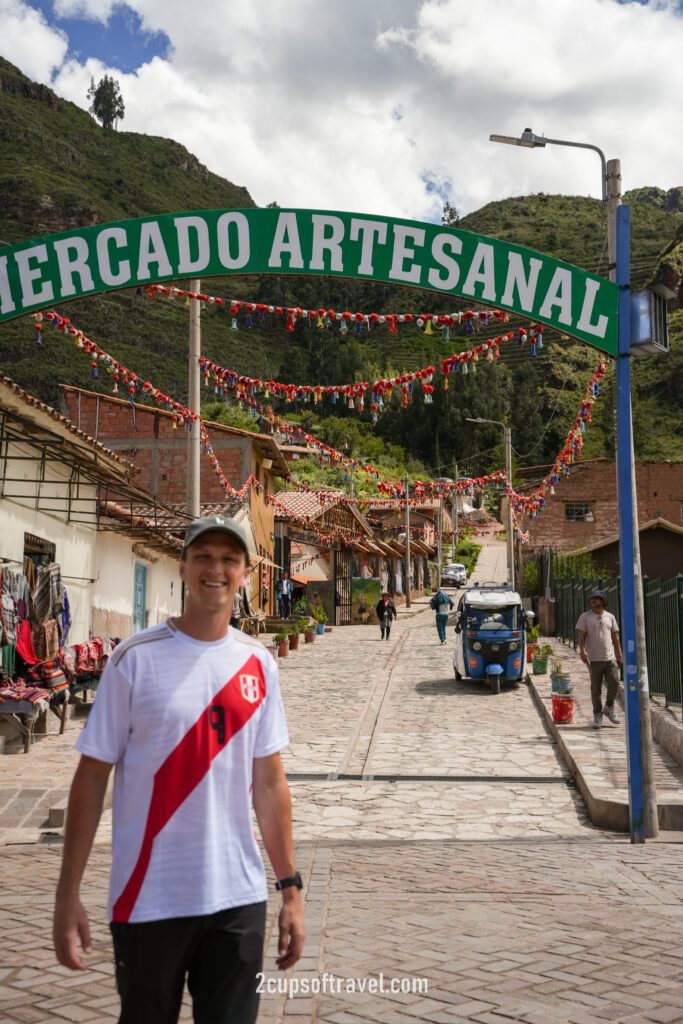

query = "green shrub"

[{"left": 523, "top": 559, "right": 540, "bottom": 597}]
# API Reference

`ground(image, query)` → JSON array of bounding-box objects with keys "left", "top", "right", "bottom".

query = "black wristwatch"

[{"left": 275, "top": 871, "right": 303, "bottom": 891}]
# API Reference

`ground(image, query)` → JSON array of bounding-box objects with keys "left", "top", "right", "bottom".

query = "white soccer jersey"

[{"left": 75, "top": 619, "right": 289, "bottom": 923}]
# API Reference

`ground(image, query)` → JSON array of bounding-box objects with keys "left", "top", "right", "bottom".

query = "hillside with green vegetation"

[{"left": 1, "top": 56, "right": 682, "bottom": 486}]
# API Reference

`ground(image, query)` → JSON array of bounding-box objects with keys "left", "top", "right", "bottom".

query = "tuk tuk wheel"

[
  {"left": 487, "top": 673, "right": 501, "bottom": 695},
  {"left": 454, "top": 666, "right": 462, "bottom": 681}
]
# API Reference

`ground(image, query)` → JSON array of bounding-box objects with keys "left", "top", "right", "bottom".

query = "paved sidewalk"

[{"left": 2, "top": 536, "right": 683, "bottom": 1023}]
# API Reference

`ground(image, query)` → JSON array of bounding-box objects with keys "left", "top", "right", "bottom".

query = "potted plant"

[
  {"left": 313, "top": 605, "right": 327, "bottom": 635},
  {"left": 287, "top": 622, "right": 300, "bottom": 651},
  {"left": 274, "top": 631, "right": 290, "bottom": 657},
  {"left": 292, "top": 597, "right": 308, "bottom": 619},
  {"left": 303, "top": 620, "right": 316, "bottom": 643},
  {"left": 550, "top": 658, "right": 572, "bottom": 693},
  {"left": 532, "top": 643, "right": 553, "bottom": 674},
  {"left": 550, "top": 659, "right": 574, "bottom": 722},
  {"left": 526, "top": 622, "right": 540, "bottom": 663}
]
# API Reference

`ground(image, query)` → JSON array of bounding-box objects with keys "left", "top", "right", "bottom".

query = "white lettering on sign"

[
  {"left": 501, "top": 252, "right": 543, "bottom": 312},
  {"left": 389, "top": 225, "right": 425, "bottom": 284},
  {"left": 576, "top": 278, "right": 608, "bottom": 339},
  {"left": 349, "top": 218, "right": 387, "bottom": 275},
  {"left": 174, "top": 216, "right": 210, "bottom": 274},
  {"left": 428, "top": 233, "right": 462, "bottom": 290},
  {"left": 54, "top": 237, "right": 95, "bottom": 297},
  {"left": 268, "top": 212, "right": 304, "bottom": 269},
  {"left": 96, "top": 227, "right": 131, "bottom": 286},
  {"left": 137, "top": 221, "right": 172, "bottom": 280},
  {"left": 310, "top": 214, "right": 344, "bottom": 272},
  {"left": 15, "top": 244, "right": 54, "bottom": 307},
  {"left": 0, "top": 209, "right": 618, "bottom": 356},
  {"left": 0, "top": 256, "right": 16, "bottom": 315},
  {"left": 216, "top": 212, "right": 250, "bottom": 270},
  {"left": 539, "top": 267, "right": 573, "bottom": 325},
  {"left": 462, "top": 242, "right": 496, "bottom": 301}
]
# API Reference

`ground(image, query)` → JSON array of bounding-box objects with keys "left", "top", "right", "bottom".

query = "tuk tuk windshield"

[{"left": 466, "top": 605, "right": 521, "bottom": 631}]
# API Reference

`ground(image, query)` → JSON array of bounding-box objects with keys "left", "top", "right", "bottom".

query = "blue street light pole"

[
  {"left": 490, "top": 129, "right": 649, "bottom": 842},
  {"left": 615, "top": 204, "right": 645, "bottom": 842}
]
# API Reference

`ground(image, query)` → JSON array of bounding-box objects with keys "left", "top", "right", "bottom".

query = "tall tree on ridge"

[{"left": 87, "top": 75, "right": 125, "bottom": 130}]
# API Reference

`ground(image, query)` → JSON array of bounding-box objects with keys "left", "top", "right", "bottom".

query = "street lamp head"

[{"left": 489, "top": 129, "right": 547, "bottom": 149}]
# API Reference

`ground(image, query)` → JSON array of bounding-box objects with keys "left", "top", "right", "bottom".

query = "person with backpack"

[
  {"left": 375, "top": 592, "right": 397, "bottom": 640},
  {"left": 431, "top": 587, "right": 454, "bottom": 645}
]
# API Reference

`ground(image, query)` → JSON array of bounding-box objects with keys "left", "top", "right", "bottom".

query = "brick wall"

[
  {"left": 60, "top": 388, "right": 250, "bottom": 505},
  {"left": 517, "top": 461, "right": 683, "bottom": 554}
]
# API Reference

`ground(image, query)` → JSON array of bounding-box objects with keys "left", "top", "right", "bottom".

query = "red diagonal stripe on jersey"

[{"left": 112, "top": 654, "right": 266, "bottom": 922}]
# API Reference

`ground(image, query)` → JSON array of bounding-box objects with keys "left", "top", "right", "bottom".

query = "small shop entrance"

[{"left": 334, "top": 547, "right": 353, "bottom": 625}]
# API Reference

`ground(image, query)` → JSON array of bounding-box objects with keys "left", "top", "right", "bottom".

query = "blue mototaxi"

[{"left": 452, "top": 584, "right": 534, "bottom": 694}]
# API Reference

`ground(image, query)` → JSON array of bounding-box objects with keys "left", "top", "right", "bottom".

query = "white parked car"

[{"left": 441, "top": 563, "right": 467, "bottom": 587}]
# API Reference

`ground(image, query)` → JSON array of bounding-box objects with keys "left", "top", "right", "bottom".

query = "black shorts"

[{"left": 110, "top": 901, "right": 266, "bottom": 1024}]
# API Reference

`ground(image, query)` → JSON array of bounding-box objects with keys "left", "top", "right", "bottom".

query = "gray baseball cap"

[
  {"left": 181, "top": 515, "right": 250, "bottom": 559},
  {"left": 589, "top": 589, "right": 607, "bottom": 603}
]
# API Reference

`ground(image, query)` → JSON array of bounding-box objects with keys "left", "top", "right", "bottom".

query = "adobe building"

[{"left": 514, "top": 459, "right": 683, "bottom": 557}]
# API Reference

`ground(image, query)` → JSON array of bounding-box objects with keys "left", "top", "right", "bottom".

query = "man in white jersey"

[{"left": 53, "top": 515, "right": 304, "bottom": 1024}]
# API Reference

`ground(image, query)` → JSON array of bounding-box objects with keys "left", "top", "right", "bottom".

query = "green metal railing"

[
  {"left": 643, "top": 576, "right": 683, "bottom": 712},
  {"left": 554, "top": 574, "right": 683, "bottom": 714}
]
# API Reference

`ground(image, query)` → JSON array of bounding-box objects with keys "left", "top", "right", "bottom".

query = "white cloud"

[
  {"left": 0, "top": 0, "right": 69, "bottom": 80},
  {"left": 53, "top": 0, "right": 117, "bottom": 21},
  {"left": 2, "top": 0, "right": 683, "bottom": 220}
]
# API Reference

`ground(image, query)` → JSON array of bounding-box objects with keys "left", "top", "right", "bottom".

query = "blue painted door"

[{"left": 133, "top": 563, "right": 147, "bottom": 634}]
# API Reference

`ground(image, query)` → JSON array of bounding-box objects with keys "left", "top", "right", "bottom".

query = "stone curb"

[
  {"left": 528, "top": 672, "right": 683, "bottom": 832},
  {"left": 527, "top": 673, "right": 630, "bottom": 832}
]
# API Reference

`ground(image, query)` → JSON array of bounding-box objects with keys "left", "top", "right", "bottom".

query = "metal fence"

[{"left": 554, "top": 574, "right": 683, "bottom": 714}]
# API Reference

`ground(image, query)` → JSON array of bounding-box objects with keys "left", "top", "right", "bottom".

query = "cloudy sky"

[{"left": 2, "top": 0, "right": 682, "bottom": 222}]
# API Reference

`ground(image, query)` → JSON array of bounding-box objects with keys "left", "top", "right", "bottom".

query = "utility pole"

[
  {"left": 437, "top": 494, "right": 443, "bottom": 582},
  {"left": 404, "top": 473, "right": 411, "bottom": 608},
  {"left": 607, "top": 160, "right": 658, "bottom": 838},
  {"left": 454, "top": 464, "right": 458, "bottom": 561},
  {"left": 187, "top": 279, "right": 201, "bottom": 518},
  {"left": 504, "top": 425, "right": 515, "bottom": 590}
]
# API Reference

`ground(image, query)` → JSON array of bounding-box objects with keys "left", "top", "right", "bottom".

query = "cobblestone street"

[{"left": 1, "top": 541, "right": 682, "bottom": 1023}]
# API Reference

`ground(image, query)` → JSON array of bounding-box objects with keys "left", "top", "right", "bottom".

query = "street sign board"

[{"left": 0, "top": 208, "right": 618, "bottom": 354}]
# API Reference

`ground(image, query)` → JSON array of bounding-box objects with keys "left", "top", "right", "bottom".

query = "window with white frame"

[{"left": 565, "top": 502, "right": 594, "bottom": 522}]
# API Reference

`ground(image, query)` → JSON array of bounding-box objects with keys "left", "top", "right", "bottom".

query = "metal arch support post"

[{"left": 615, "top": 204, "right": 645, "bottom": 843}]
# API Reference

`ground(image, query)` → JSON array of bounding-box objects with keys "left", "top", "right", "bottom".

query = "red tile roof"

[{"left": 274, "top": 490, "right": 346, "bottom": 520}]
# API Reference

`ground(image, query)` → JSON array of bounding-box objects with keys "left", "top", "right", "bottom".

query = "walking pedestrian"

[
  {"left": 431, "top": 587, "right": 454, "bottom": 645},
  {"left": 576, "top": 589, "right": 623, "bottom": 729},
  {"left": 53, "top": 514, "right": 304, "bottom": 1024},
  {"left": 280, "top": 572, "right": 292, "bottom": 620},
  {"left": 375, "top": 591, "right": 397, "bottom": 640},
  {"left": 275, "top": 576, "right": 284, "bottom": 619}
]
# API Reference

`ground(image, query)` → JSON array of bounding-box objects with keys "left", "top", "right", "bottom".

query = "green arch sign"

[{"left": 0, "top": 208, "right": 618, "bottom": 355}]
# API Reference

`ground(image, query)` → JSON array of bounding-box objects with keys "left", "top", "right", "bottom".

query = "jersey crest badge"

[{"left": 239, "top": 673, "right": 261, "bottom": 704}]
